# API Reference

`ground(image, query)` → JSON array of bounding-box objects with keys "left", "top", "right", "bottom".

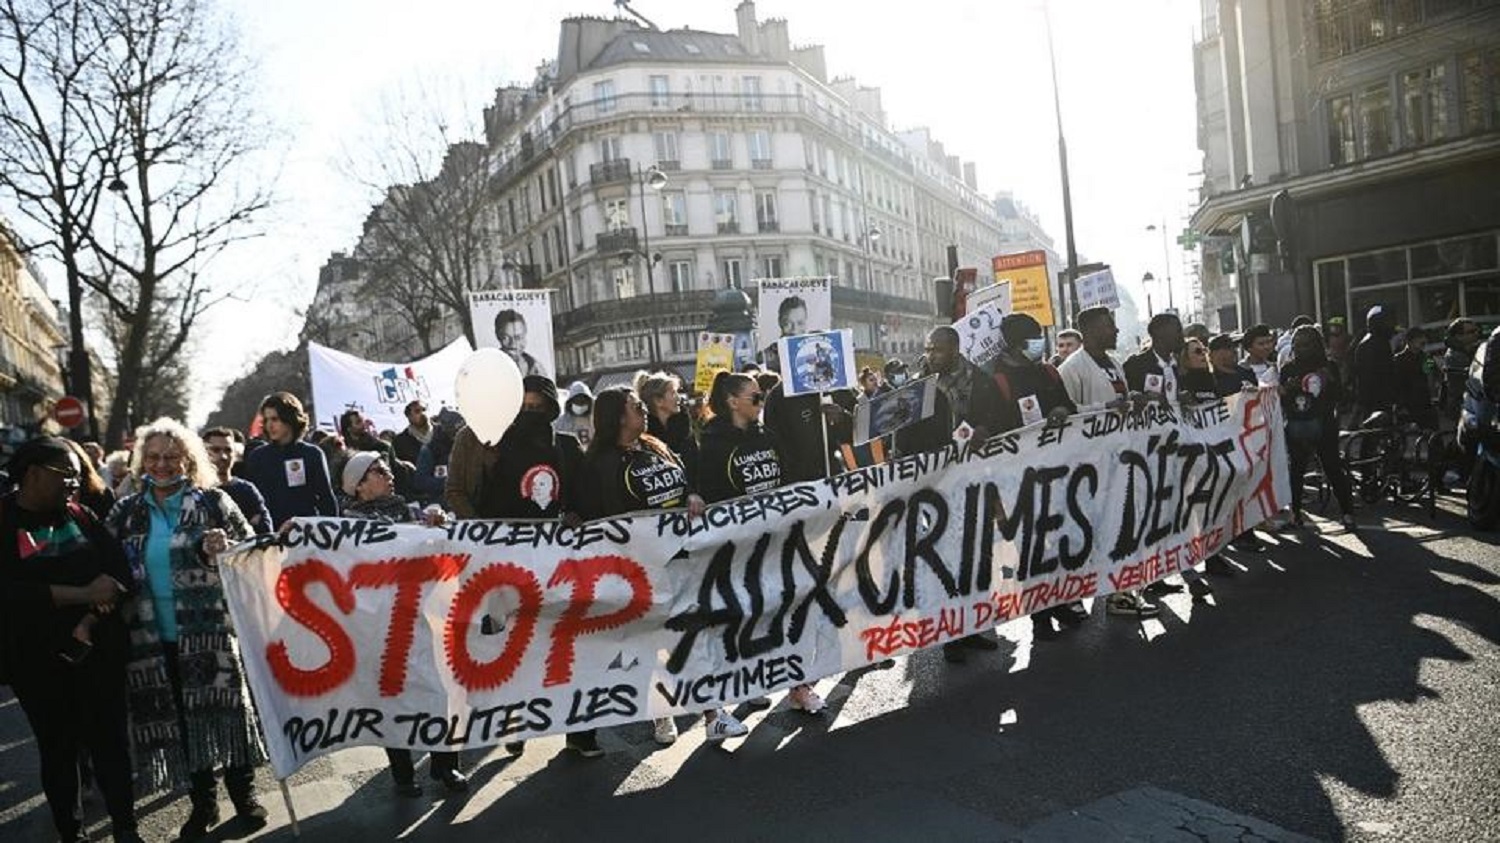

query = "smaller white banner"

[{"left": 307, "top": 341, "right": 470, "bottom": 434}]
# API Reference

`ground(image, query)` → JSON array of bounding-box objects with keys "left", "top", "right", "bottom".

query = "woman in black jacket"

[
  {"left": 1, "top": 437, "right": 139, "bottom": 843},
  {"left": 578, "top": 387, "right": 751, "bottom": 747},
  {"left": 1282, "top": 325, "right": 1356, "bottom": 530},
  {"left": 695, "top": 372, "right": 828, "bottom": 715}
]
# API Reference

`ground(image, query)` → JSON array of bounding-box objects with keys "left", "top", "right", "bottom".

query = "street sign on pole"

[{"left": 53, "top": 396, "right": 86, "bottom": 429}]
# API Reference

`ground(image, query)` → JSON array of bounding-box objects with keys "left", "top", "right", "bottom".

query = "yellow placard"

[
  {"left": 693, "top": 332, "right": 735, "bottom": 394},
  {"left": 992, "top": 250, "right": 1055, "bottom": 327}
]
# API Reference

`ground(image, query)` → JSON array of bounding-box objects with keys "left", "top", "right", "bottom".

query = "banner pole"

[
  {"left": 820, "top": 392, "right": 832, "bottom": 480},
  {"left": 280, "top": 779, "right": 301, "bottom": 837}
]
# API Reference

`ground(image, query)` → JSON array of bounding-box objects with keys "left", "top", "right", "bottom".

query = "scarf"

[
  {"left": 107, "top": 486, "right": 265, "bottom": 793},
  {"left": 933, "top": 361, "right": 977, "bottom": 423}
]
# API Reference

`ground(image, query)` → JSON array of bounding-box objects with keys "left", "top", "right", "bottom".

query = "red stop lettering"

[
  {"left": 444, "top": 562, "right": 543, "bottom": 691},
  {"left": 350, "top": 554, "right": 468, "bottom": 697},
  {"left": 267, "top": 560, "right": 357, "bottom": 697},
  {"left": 543, "top": 555, "right": 653, "bottom": 687}
]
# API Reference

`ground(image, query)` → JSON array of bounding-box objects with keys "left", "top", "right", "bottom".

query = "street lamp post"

[
  {"left": 633, "top": 163, "right": 668, "bottom": 366},
  {"left": 1146, "top": 221, "right": 1174, "bottom": 312},
  {"left": 861, "top": 227, "right": 882, "bottom": 350}
]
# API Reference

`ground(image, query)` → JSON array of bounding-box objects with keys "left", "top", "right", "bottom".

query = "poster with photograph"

[
  {"left": 854, "top": 375, "right": 939, "bottom": 443},
  {"left": 953, "top": 302, "right": 1005, "bottom": 367},
  {"left": 468, "top": 289, "right": 555, "bottom": 379},
  {"left": 777, "top": 329, "right": 857, "bottom": 397},
  {"left": 757, "top": 277, "right": 832, "bottom": 351}
]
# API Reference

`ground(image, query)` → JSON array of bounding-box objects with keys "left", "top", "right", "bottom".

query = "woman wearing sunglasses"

[
  {"left": 693, "top": 371, "right": 826, "bottom": 715},
  {"left": 1178, "top": 337, "right": 1218, "bottom": 404},
  {"left": 577, "top": 386, "right": 753, "bottom": 749}
]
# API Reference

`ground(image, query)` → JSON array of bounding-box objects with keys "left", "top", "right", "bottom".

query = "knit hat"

[
  {"left": 523, "top": 375, "right": 561, "bottom": 421},
  {"left": 341, "top": 451, "right": 381, "bottom": 496}
]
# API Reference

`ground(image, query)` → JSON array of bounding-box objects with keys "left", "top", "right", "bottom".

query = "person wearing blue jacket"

[{"left": 243, "top": 392, "right": 338, "bottom": 528}]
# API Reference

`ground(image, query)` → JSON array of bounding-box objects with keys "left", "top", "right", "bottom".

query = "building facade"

[
  {"left": 0, "top": 223, "right": 64, "bottom": 434},
  {"left": 477, "top": 1, "right": 1028, "bottom": 385},
  {"left": 1190, "top": 0, "right": 1500, "bottom": 335}
]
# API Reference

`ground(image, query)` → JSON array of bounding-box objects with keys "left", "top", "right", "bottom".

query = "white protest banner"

[
  {"left": 693, "top": 332, "right": 736, "bottom": 394},
  {"left": 307, "top": 340, "right": 470, "bottom": 435},
  {"left": 967, "top": 280, "right": 1012, "bottom": 318},
  {"left": 778, "top": 329, "right": 857, "bottom": 397},
  {"left": 757, "top": 277, "right": 832, "bottom": 351},
  {"left": 953, "top": 303, "right": 1005, "bottom": 367},
  {"left": 469, "top": 289, "right": 556, "bottom": 378},
  {"left": 854, "top": 375, "right": 939, "bottom": 443},
  {"left": 221, "top": 391, "right": 1290, "bottom": 779},
  {"left": 1076, "top": 268, "right": 1122, "bottom": 310}
]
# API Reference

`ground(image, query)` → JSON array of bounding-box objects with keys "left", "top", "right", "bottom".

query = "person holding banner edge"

[
  {"left": 693, "top": 371, "right": 827, "bottom": 715},
  {"left": 897, "top": 326, "right": 1009, "bottom": 662},
  {"left": 1058, "top": 307, "right": 1162, "bottom": 619},
  {"left": 338, "top": 451, "right": 470, "bottom": 796},
  {"left": 991, "top": 314, "right": 1091, "bottom": 638},
  {"left": 578, "top": 386, "right": 754, "bottom": 746},
  {"left": 105, "top": 418, "right": 266, "bottom": 840}
]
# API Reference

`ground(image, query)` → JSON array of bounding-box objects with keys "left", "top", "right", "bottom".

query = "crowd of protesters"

[{"left": 0, "top": 301, "right": 1489, "bottom": 841}]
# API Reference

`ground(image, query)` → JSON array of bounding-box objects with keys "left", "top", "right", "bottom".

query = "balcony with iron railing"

[
  {"left": 590, "top": 158, "right": 633, "bottom": 186},
  {"left": 596, "top": 227, "right": 639, "bottom": 256}
]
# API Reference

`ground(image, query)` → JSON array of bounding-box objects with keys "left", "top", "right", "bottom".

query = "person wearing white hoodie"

[{"left": 555, "top": 381, "right": 595, "bottom": 448}]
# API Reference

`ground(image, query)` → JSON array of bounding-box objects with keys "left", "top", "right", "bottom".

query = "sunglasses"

[
  {"left": 364, "top": 464, "right": 392, "bottom": 478},
  {"left": 743, "top": 391, "right": 765, "bottom": 405},
  {"left": 1188, "top": 348, "right": 1208, "bottom": 356}
]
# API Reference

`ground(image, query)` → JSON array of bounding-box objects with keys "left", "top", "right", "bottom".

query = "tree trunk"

[{"left": 104, "top": 285, "right": 155, "bottom": 449}]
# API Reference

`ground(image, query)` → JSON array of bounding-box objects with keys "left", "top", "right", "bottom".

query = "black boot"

[
  {"left": 179, "top": 771, "right": 221, "bottom": 840},
  {"left": 225, "top": 765, "right": 268, "bottom": 830}
]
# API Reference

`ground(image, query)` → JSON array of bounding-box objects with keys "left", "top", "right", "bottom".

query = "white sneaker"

[
  {"left": 787, "top": 684, "right": 826, "bottom": 714},
  {"left": 704, "top": 709, "right": 748, "bottom": 741},
  {"left": 652, "top": 716, "right": 678, "bottom": 746}
]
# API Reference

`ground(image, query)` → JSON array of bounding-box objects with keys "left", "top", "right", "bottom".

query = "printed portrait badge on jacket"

[
  {"left": 728, "top": 445, "right": 782, "bottom": 495},
  {"left": 624, "top": 451, "right": 688, "bottom": 508},
  {"left": 520, "top": 464, "right": 561, "bottom": 512},
  {"left": 1294, "top": 372, "right": 1324, "bottom": 413},
  {"left": 284, "top": 458, "right": 307, "bottom": 487}
]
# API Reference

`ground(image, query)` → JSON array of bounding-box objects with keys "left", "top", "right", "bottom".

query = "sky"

[{"left": 79, "top": 0, "right": 1207, "bottom": 422}]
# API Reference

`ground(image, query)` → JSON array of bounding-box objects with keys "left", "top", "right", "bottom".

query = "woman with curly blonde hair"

[{"left": 104, "top": 418, "right": 265, "bottom": 840}]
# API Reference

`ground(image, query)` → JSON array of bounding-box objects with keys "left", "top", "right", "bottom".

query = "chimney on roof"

[
  {"left": 759, "top": 18, "right": 789, "bottom": 59},
  {"left": 736, "top": 1, "right": 760, "bottom": 54},
  {"left": 963, "top": 162, "right": 978, "bottom": 190}
]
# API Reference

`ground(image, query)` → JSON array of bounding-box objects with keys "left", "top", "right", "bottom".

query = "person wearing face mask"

[
  {"left": 444, "top": 376, "right": 583, "bottom": 521},
  {"left": 556, "top": 381, "right": 596, "bottom": 449},
  {"left": 883, "top": 358, "right": 910, "bottom": 390},
  {"left": 990, "top": 315, "right": 1091, "bottom": 638},
  {"left": 104, "top": 419, "right": 263, "bottom": 840}
]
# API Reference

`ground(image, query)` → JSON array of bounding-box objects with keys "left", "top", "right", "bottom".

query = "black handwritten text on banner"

[{"left": 220, "top": 391, "right": 1288, "bottom": 777}]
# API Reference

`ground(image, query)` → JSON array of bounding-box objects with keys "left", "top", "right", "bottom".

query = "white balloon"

[{"left": 454, "top": 348, "right": 524, "bottom": 445}]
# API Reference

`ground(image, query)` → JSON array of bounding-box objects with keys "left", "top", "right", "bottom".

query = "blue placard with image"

[{"left": 777, "top": 329, "right": 857, "bottom": 397}]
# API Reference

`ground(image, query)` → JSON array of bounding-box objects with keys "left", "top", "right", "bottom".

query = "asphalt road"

[{"left": 3, "top": 498, "right": 1497, "bottom": 842}]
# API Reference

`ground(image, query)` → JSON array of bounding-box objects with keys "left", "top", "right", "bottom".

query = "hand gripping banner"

[{"left": 221, "top": 391, "right": 1289, "bottom": 778}]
